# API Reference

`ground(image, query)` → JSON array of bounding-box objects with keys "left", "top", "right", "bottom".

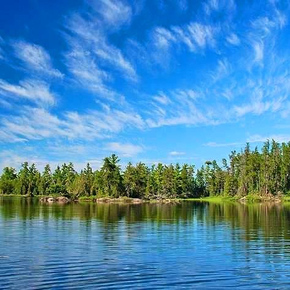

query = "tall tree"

[
  {"left": 100, "top": 154, "right": 123, "bottom": 197},
  {"left": 0, "top": 167, "right": 17, "bottom": 195}
]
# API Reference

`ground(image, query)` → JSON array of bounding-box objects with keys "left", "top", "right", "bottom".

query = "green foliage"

[
  {"left": 1, "top": 140, "right": 290, "bottom": 199},
  {"left": 123, "top": 162, "right": 148, "bottom": 198},
  {"left": 0, "top": 167, "right": 17, "bottom": 194}
]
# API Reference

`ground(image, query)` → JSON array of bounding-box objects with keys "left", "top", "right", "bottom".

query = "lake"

[{"left": 1, "top": 197, "right": 290, "bottom": 289}]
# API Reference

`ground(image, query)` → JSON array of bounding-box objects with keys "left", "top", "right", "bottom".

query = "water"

[{"left": 1, "top": 197, "right": 290, "bottom": 289}]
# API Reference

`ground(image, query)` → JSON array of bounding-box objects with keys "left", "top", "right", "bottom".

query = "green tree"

[
  {"left": 16, "top": 162, "right": 30, "bottom": 195},
  {"left": 0, "top": 167, "right": 17, "bottom": 195},
  {"left": 40, "top": 164, "right": 52, "bottom": 195},
  {"left": 100, "top": 154, "right": 123, "bottom": 197}
]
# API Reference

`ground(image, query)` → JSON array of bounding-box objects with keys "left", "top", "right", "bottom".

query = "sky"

[{"left": 0, "top": 0, "right": 290, "bottom": 171}]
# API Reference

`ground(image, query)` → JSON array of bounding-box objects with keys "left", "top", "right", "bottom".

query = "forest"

[{"left": 0, "top": 140, "right": 290, "bottom": 199}]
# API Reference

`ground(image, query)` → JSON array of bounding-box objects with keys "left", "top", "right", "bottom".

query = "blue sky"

[{"left": 0, "top": 0, "right": 290, "bottom": 170}]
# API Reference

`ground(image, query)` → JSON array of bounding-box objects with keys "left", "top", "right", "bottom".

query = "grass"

[
  {"left": 184, "top": 196, "right": 236, "bottom": 203},
  {"left": 78, "top": 196, "right": 96, "bottom": 202},
  {"left": 282, "top": 196, "right": 290, "bottom": 202}
]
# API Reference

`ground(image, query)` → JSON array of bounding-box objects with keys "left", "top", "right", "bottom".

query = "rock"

[
  {"left": 132, "top": 198, "right": 142, "bottom": 204},
  {"left": 96, "top": 198, "right": 110, "bottom": 203},
  {"left": 47, "top": 197, "right": 55, "bottom": 203},
  {"left": 56, "top": 197, "right": 70, "bottom": 203},
  {"left": 39, "top": 196, "right": 70, "bottom": 203}
]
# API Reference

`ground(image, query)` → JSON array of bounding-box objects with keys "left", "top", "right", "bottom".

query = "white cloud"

[
  {"left": 13, "top": 41, "right": 63, "bottom": 78},
  {"left": 153, "top": 93, "right": 171, "bottom": 105},
  {"left": 63, "top": 8, "right": 137, "bottom": 100},
  {"left": 153, "top": 27, "right": 176, "bottom": 50},
  {"left": 211, "top": 58, "right": 232, "bottom": 82},
  {"left": 64, "top": 44, "right": 114, "bottom": 99},
  {"left": 106, "top": 142, "right": 143, "bottom": 157},
  {"left": 67, "top": 14, "right": 137, "bottom": 81},
  {"left": 147, "top": 89, "right": 215, "bottom": 128},
  {"left": 151, "top": 21, "right": 218, "bottom": 62},
  {"left": 0, "top": 79, "right": 56, "bottom": 107},
  {"left": 232, "top": 79, "right": 287, "bottom": 117},
  {"left": 204, "top": 0, "right": 236, "bottom": 16},
  {"left": 204, "top": 134, "right": 290, "bottom": 149},
  {"left": 226, "top": 33, "right": 240, "bottom": 46},
  {"left": 0, "top": 106, "right": 145, "bottom": 143},
  {"left": 0, "top": 149, "right": 103, "bottom": 172},
  {"left": 187, "top": 23, "right": 216, "bottom": 49},
  {"left": 88, "top": 0, "right": 132, "bottom": 28},
  {"left": 251, "top": 14, "right": 286, "bottom": 35},
  {"left": 169, "top": 151, "right": 185, "bottom": 156},
  {"left": 1, "top": 108, "right": 63, "bottom": 142},
  {"left": 247, "top": 134, "right": 290, "bottom": 143},
  {"left": 252, "top": 40, "right": 264, "bottom": 64}
]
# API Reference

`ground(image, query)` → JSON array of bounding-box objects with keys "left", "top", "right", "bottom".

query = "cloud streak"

[
  {"left": 106, "top": 142, "right": 143, "bottom": 157},
  {"left": 13, "top": 41, "right": 63, "bottom": 78},
  {"left": 0, "top": 79, "right": 56, "bottom": 107},
  {"left": 0, "top": 106, "right": 144, "bottom": 143}
]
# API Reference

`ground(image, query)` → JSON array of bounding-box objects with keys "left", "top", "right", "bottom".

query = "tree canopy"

[{"left": 1, "top": 140, "right": 290, "bottom": 199}]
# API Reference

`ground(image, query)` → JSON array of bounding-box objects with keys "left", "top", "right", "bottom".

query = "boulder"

[
  {"left": 56, "top": 197, "right": 70, "bottom": 203},
  {"left": 47, "top": 197, "right": 55, "bottom": 203}
]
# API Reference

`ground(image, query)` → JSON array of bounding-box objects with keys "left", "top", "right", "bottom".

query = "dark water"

[{"left": 1, "top": 198, "right": 290, "bottom": 289}]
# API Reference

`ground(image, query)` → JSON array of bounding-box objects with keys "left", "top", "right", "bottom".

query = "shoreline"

[{"left": 1, "top": 194, "right": 290, "bottom": 204}]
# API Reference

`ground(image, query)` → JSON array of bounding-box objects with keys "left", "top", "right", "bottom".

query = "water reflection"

[
  {"left": 1, "top": 197, "right": 290, "bottom": 240},
  {"left": 1, "top": 197, "right": 290, "bottom": 289}
]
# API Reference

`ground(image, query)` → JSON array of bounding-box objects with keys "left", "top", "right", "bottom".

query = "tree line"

[{"left": 0, "top": 140, "right": 290, "bottom": 199}]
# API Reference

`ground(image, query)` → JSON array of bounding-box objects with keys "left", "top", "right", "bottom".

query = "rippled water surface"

[{"left": 1, "top": 197, "right": 290, "bottom": 289}]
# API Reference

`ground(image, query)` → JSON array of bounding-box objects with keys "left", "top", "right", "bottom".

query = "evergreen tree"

[
  {"left": 40, "top": 164, "right": 52, "bottom": 195},
  {"left": 0, "top": 167, "right": 17, "bottom": 195},
  {"left": 1, "top": 140, "right": 290, "bottom": 199},
  {"left": 100, "top": 154, "right": 123, "bottom": 197}
]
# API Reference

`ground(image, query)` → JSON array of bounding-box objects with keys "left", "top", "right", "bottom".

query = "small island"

[{"left": 1, "top": 140, "right": 290, "bottom": 204}]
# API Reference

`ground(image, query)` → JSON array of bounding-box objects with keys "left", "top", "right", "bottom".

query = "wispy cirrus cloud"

[
  {"left": 0, "top": 105, "right": 144, "bottom": 143},
  {"left": 13, "top": 41, "right": 63, "bottom": 78},
  {"left": 169, "top": 151, "right": 186, "bottom": 156},
  {"left": 66, "top": 13, "right": 137, "bottom": 81},
  {"left": 146, "top": 89, "right": 217, "bottom": 128},
  {"left": 247, "top": 134, "right": 290, "bottom": 143},
  {"left": 106, "top": 142, "right": 143, "bottom": 157},
  {"left": 152, "top": 22, "right": 218, "bottom": 54},
  {"left": 226, "top": 33, "right": 240, "bottom": 46},
  {"left": 88, "top": 0, "right": 132, "bottom": 28},
  {"left": 251, "top": 40, "right": 264, "bottom": 65},
  {"left": 0, "top": 148, "right": 103, "bottom": 171},
  {"left": 0, "top": 79, "right": 56, "bottom": 107},
  {"left": 63, "top": 1, "right": 138, "bottom": 101},
  {"left": 205, "top": 134, "right": 290, "bottom": 149},
  {"left": 210, "top": 58, "right": 232, "bottom": 83},
  {"left": 64, "top": 43, "right": 114, "bottom": 99},
  {"left": 203, "top": 0, "right": 236, "bottom": 17}
]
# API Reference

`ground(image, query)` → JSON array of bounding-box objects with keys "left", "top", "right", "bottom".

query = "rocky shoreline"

[
  {"left": 238, "top": 193, "right": 283, "bottom": 204},
  {"left": 39, "top": 196, "right": 182, "bottom": 204},
  {"left": 39, "top": 196, "right": 71, "bottom": 203},
  {"left": 25, "top": 194, "right": 289, "bottom": 205}
]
